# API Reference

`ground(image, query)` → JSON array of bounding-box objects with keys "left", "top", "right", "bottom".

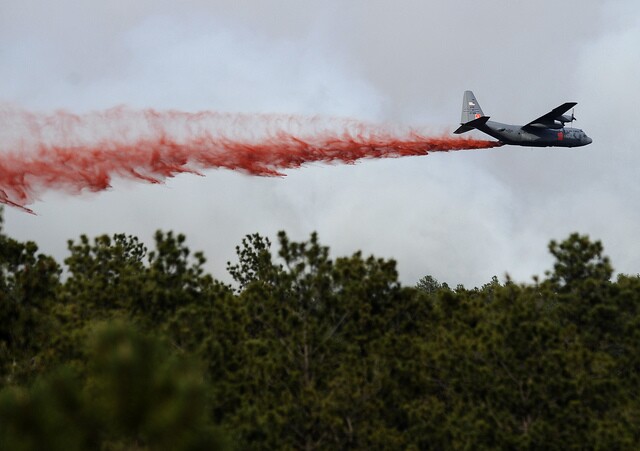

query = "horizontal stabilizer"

[{"left": 454, "top": 116, "right": 490, "bottom": 134}]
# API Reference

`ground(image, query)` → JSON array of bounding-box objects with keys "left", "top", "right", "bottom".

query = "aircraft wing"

[{"left": 524, "top": 102, "right": 577, "bottom": 128}]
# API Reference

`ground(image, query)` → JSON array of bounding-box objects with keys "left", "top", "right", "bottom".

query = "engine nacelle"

[{"left": 558, "top": 114, "right": 575, "bottom": 124}]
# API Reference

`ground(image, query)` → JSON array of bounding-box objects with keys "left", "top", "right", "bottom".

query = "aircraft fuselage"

[{"left": 477, "top": 120, "right": 592, "bottom": 148}]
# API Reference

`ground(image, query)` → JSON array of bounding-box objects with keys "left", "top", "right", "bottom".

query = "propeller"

[{"left": 559, "top": 109, "right": 576, "bottom": 126}]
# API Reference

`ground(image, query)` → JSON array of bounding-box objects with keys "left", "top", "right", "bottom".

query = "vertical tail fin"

[{"left": 461, "top": 90, "right": 484, "bottom": 124}]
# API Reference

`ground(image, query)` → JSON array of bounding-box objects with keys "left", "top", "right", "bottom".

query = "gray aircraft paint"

[{"left": 454, "top": 91, "right": 592, "bottom": 148}]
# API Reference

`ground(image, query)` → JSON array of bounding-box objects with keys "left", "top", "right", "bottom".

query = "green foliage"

[
  {"left": 1, "top": 210, "right": 640, "bottom": 449},
  {"left": 85, "top": 322, "right": 225, "bottom": 450},
  {"left": 0, "top": 209, "right": 60, "bottom": 385},
  {"left": 0, "top": 368, "right": 96, "bottom": 451},
  {"left": 547, "top": 232, "right": 613, "bottom": 290},
  {"left": 63, "top": 231, "right": 224, "bottom": 324},
  {"left": 0, "top": 322, "right": 226, "bottom": 451},
  {"left": 416, "top": 274, "right": 445, "bottom": 293},
  {"left": 63, "top": 233, "right": 147, "bottom": 315}
]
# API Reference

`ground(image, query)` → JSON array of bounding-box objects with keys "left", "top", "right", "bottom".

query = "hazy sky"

[{"left": 1, "top": 0, "right": 639, "bottom": 287}]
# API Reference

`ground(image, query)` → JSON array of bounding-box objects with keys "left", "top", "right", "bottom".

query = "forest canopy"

[{"left": 1, "top": 209, "right": 639, "bottom": 450}]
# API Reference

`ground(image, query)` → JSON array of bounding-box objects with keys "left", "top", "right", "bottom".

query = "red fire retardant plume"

[{"left": 0, "top": 106, "right": 501, "bottom": 213}]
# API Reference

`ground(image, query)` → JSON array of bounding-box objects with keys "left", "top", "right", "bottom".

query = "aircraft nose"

[{"left": 585, "top": 137, "right": 593, "bottom": 145}]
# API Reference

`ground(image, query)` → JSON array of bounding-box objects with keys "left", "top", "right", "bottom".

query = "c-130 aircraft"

[{"left": 454, "top": 91, "right": 592, "bottom": 147}]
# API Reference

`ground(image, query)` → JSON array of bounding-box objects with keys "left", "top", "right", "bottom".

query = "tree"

[
  {"left": 0, "top": 321, "right": 227, "bottom": 451},
  {"left": 2, "top": 218, "right": 640, "bottom": 449},
  {"left": 547, "top": 233, "right": 613, "bottom": 290},
  {"left": 52, "top": 230, "right": 231, "bottom": 369},
  {"left": 416, "top": 275, "right": 448, "bottom": 294},
  {"left": 0, "top": 208, "right": 60, "bottom": 385},
  {"left": 222, "top": 231, "right": 424, "bottom": 449}
]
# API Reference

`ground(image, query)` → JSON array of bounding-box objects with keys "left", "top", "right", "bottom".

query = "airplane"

[{"left": 454, "top": 91, "right": 592, "bottom": 147}]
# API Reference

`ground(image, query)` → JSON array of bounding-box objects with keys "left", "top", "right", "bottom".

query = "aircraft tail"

[
  {"left": 454, "top": 115, "right": 490, "bottom": 134},
  {"left": 454, "top": 90, "right": 489, "bottom": 134}
]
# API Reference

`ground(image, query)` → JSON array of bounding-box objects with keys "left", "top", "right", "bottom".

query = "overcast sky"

[{"left": 1, "top": 0, "right": 639, "bottom": 287}]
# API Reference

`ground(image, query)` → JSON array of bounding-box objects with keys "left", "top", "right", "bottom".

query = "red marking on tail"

[{"left": 0, "top": 107, "right": 501, "bottom": 212}]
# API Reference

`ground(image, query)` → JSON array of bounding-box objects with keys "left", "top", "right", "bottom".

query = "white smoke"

[{"left": 1, "top": 0, "right": 639, "bottom": 286}]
